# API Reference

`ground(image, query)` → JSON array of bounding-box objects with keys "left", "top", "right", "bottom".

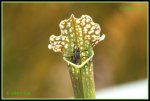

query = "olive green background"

[{"left": 2, "top": 2, "right": 147, "bottom": 98}]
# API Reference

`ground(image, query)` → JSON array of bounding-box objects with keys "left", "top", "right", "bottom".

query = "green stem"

[
  {"left": 68, "top": 61, "right": 95, "bottom": 98},
  {"left": 67, "top": 48, "right": 96, "bottom": 98}
]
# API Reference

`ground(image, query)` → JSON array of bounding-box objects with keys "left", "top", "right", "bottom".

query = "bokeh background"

[{"left": 3, "top": 2, "right": 148, "bottom": 98}]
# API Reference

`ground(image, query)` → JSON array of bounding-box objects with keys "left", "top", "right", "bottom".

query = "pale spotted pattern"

[{"left": 48, "top": 14, "right": 105, "bottom": 52}]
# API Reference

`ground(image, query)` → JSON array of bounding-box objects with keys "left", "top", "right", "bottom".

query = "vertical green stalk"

[
  {"left": 68, "top": 61, "right": 95, "bottom": 98},
  {"left": 48, "top": 14, "right": 105, "bottom": 98}
]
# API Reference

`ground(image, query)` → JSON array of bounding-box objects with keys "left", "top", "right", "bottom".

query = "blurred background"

[{"left": 3, "top": 2, "right": 148, "bottom": 98}]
